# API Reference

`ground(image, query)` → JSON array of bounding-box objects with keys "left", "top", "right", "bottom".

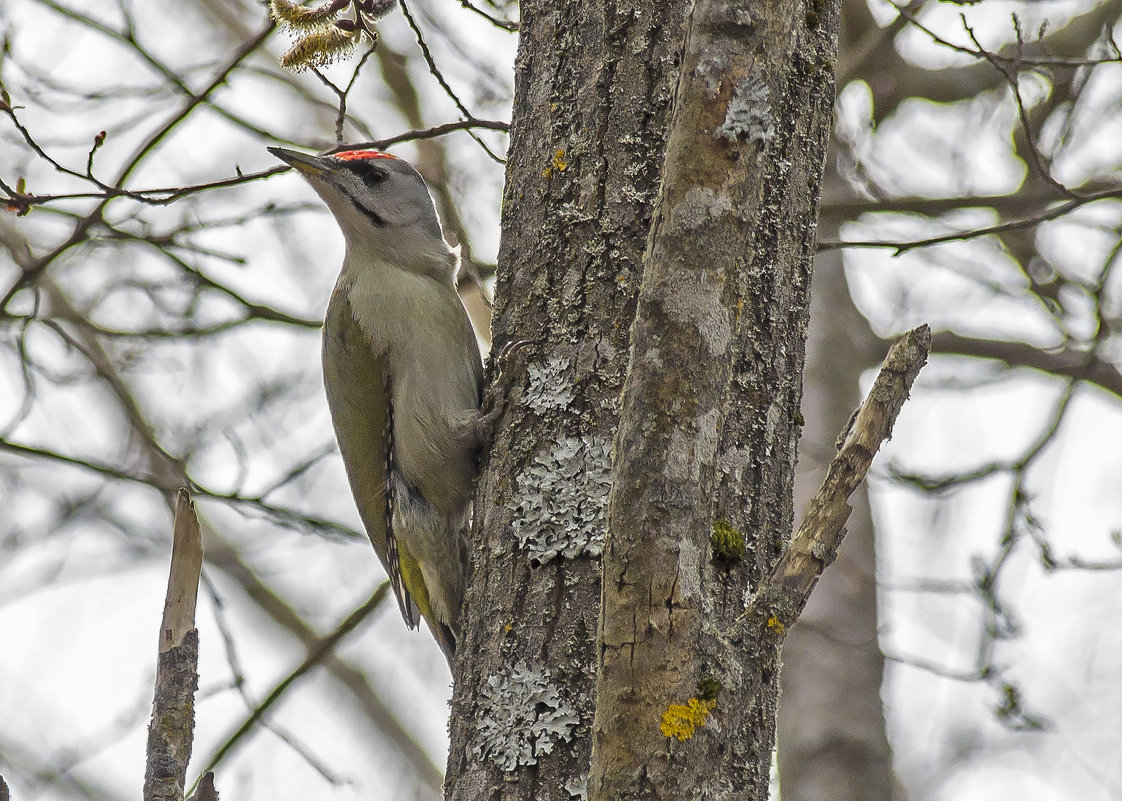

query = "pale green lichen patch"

[
  {"left": 716, "top": 76, "right": 774, "bottom": 147},
  {"left": 523, "top": 356, "right": 576, "bottom": 413},
  {"left": 473, "top": 661, "right": 579, "bottom": 771},
  {"left": 508, "top": 436, "right": 612, "bottom": 562}
]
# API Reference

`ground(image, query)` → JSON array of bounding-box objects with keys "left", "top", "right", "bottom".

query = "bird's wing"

[{"left": 322, "top": 287, "right": 418, "bottom": 629}]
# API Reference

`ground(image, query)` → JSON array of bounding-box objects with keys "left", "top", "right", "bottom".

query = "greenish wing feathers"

[{"left": 322, "top": 290, "right": 418, "bottom": 628}]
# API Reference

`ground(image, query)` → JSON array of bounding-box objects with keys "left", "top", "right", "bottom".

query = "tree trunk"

[
  {"left": 445, "top": 1, "right": 685, "bottom": 798},
  {"left": 589, "top": 2, "right": 840, "bottom": 798},
  {"left": 448, "top": 1, "right": 841, "bottom": 799}
]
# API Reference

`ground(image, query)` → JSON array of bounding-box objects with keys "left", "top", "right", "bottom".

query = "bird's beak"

[{"left": 268, "top": 146, "right": 330, "bottom": 177}]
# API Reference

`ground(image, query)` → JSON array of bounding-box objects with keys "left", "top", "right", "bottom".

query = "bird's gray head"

[{"left": 268, "top": 146, "right": 454, "bottom": 276}]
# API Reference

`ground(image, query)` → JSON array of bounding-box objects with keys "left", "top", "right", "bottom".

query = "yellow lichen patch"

[
  {"left": 543, "top": 148, "right": 568, "bottom": 178},
  {"left": 767, "top": 614, "right": 786, "bottom": 635},
  {"left": 659, "top": 698, "right": 716, "bottom": 742}
]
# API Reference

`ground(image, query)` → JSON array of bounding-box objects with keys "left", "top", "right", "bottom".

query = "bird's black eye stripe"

[
  {"left": 344, "top": 160, "right": 388, "bottom": 187},
  {"left": 330, "top": 161, "right": 389, "bottom": 226}
]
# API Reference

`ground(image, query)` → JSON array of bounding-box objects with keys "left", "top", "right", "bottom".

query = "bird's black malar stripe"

[
  {"left": 341, "top": 158, "right": 390, "bottom": 191},
  {"left": 341, "top": 188, "right": 388, "bottom": 227}
]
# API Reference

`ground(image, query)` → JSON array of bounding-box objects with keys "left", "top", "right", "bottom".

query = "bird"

[{"left": 268, "top": 145, "right": 483, "bottom": 664}]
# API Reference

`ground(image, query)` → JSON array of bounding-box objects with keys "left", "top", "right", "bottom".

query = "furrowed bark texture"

[
  {"left": 446, "top": 2, "right": 686, "bottom": 799},
  {"left": 589, "top": 2, "right": 841, "bottom": 799}
]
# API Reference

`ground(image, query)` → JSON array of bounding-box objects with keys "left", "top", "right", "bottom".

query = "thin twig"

[
  {"left": 818, "top": 185, "right": 1122, "bottom": 253},
  {"left": 455, "top": 0, "right": 518, "bottom": 31},
  {"left": 336, "top": 116, "right": 509, "bottom": 153},
  {"left": 190, "top": 584, "right": 390, "bottom": 790},
  {"left": 0, "top": 20, "right": 276, "bottom": 311},
  {"left": 311, "top": 45, "right": 378, "bottom": 144},
  {"left": 398, "top": 0, "right": 505, "bottom": 163},
  {"left": 961, "top": 16, "right": 1077, "bottom": 201},
  {"left": 891, "top": 2, "right": 1122, "bottom": 69}
]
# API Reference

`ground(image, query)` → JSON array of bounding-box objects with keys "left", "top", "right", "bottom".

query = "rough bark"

[
  {"left": 144, "top": 489, "right": 203, "bottom": 801},
  {"left": 588, "top": 2, "right": 842, "bottom": 799},
  {"left": 445, "top": 2, "right": 686, "bottom": 799},
  {"left": 778, "top": 222, "right": 897, "bottom": 801},
  {"left": 185, "top": 773, "right": 219, "bottom": 801}
]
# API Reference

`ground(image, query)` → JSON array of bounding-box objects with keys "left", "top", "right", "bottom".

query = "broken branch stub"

[
  {"left": 144, "top": 488, "right": 204, "bottom": 801},
  {"left": 744, "top": 324, "right": 931, "bottom": 634}
]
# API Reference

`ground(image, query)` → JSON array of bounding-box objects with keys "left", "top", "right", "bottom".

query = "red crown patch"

[{"left": 332, "top": 149, "right": 398, "bottom": 161}]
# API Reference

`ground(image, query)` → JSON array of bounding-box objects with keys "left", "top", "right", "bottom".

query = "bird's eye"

[{"left": 347, "top": 161, "right": 388, "bottom": 187}]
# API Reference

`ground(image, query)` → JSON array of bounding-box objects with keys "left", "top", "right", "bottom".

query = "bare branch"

[
  {"left": 931, "top": 331, "right": 1122, "bottom": 400},
  {"left": 455, "top": 0, "right": 518, "bottom": 32},
  {"left": 398, "top": 0, "right": 505, "bottom": 163},
  {"left": 741, "top": 325, "right": 931, "bottom": 632},
  {"left": 338, "top": 116, "right": 509, "bottom": 152},
  {"left": 892, "top": 2, "right": 1122, "bottom": 69},
  {"left": 144, "top": 489, "right": 204, "bottom": 801},
  {"left": 191, "top": 584, "right": 389, "bottom": 788},
  {"left": 0, "top": 20, "right": 276, "bottom": 311},
  {"left": 818, "top": 185, "right": 1122, "bottom": 253},
  {"left": 961, "top": 15, "right": 1076, "bottom": 200},
  {"left": 311, "top": 45, "right": 379, "bottom": 144}
]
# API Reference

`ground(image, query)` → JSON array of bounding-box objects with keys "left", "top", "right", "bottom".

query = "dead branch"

[
  {"left": 143, "top": 489, "right": 204, "bottom": 801},
  {"left": 742, "top": 324, "right": 931, "bottom": 634}
]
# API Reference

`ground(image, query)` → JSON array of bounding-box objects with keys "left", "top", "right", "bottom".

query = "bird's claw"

[{"left": 477, "top": 339, "right": 533, "bottom": 443}]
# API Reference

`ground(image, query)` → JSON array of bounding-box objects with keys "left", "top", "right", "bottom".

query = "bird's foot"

[{"left": 477, "top": 339, "right": 532, "bottom": 443}]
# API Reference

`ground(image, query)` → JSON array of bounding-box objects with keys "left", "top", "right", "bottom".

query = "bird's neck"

[
  {"left": 335, "top": 248, "right": 466, "bottom": 358},
  {"left": 341, "top": 227, "right": 458, "bottom": 287}
]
